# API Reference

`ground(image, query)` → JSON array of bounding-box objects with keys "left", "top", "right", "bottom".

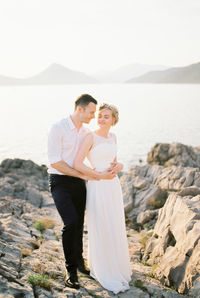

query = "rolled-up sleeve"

[{"left": 48, "top": 124, "right": 63, "bottom": 164}]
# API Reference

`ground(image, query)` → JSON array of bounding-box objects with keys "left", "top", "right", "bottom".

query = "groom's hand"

[{"left": 80, "top": 174, "right": 100, "bottom": 181}]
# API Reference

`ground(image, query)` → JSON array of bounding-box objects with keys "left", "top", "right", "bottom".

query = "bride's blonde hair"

[{"left": 99, "top": 103, "right": 119, "bottom": 126}]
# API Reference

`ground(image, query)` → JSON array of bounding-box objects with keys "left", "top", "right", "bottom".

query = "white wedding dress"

[{"left": 86, "top": 132, "right": 131, "bottom": 294}]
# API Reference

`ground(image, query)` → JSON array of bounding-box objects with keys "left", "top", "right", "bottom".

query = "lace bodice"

[{"left": 87, "top": 132, "right": 117, "bottom": 172}]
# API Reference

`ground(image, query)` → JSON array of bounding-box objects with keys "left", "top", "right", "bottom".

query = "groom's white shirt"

[{"left": 47, "top": 116, "right": 90, "bottom": 175}]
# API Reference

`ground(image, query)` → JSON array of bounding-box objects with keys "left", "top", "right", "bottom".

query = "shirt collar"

[
  {"left": 67, "top": 115, "right": 84, "bottom": 132},
  {"left": 66, "top": 116, "right": 76, "bottom": 130}
]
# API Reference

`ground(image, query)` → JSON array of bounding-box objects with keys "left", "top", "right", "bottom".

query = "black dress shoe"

[
  {"left": 65, "top": 272, "right": 80, "bottom": 289},
  {"left": 78, "top": 264, "right": 90, "bottom": 275},
  {"left": 77, "top": 260, "right": 90, "bottom": 276}
]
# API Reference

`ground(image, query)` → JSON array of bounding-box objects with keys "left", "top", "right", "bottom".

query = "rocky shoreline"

[{"left": 0, "top": 142, "right": 199, "bottom": 297}]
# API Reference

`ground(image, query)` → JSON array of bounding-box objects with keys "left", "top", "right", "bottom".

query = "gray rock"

[
  {"left": 120, "top": 174, "right": 135, "bottom": 213},
  {"left": 0, "top": 278, "right": 34, "bottom": 297},
  {"left": 25, "top": 187, "right": 43, "bottom": 208},
  {"left": 0, "top": 180, "right": 14, "bottom": 197},
  {"left": 188, "top": 277, "right": 200, "bottom": 297},
  {"left": 0, "top": 158, "right": 48, "bottom": 178},
  {"left": 147, "top": 142, "right": 200, "bottom": 169},
  {"left": 121, "top": 163, "right": 200, "bottom": 222},
  {"left": 178, "top": 186, "right": 200, "bottom": 197},
  {"left": 137, "top": 210, "right": 157, "bottom": 225},
  {"left": 143, "top": 193, "right": 200, "bottom": 294}
]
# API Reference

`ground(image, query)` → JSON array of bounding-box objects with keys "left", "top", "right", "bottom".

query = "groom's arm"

[
  {"left": 48, "top": 123, "right": 88, "bottom": 179},
  {"left": 50, "top": 160, "right": 89, "bottom": 179}
]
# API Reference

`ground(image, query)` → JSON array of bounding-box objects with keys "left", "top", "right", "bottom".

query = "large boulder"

[
  {"left": 0, "top": 158, "right": 48, "bottom": 178},
  {"left": 143, "top": 191, "right": 200, "bottom": 294},
  {"left": 147, "top": 142, "right": 200, "bottom": 169},
  {"left": 120, "top": 164, "right": 200, "bottom": 225}
]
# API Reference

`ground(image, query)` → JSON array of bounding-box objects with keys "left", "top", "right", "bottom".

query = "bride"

[{"left": 74, "top": 103, "right": 131, "bottom": 294}]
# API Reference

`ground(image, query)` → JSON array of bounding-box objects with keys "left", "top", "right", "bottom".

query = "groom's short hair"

[{"left": 75, "top": 94, "right": 97, "bottom": 109}]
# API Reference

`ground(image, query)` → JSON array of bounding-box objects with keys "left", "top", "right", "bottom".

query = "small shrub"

[
  {"left": 27, "top": 274, "right": 52, "bottom": 290},
  {"left": 34, "top": 221, "right": 46, "bottom": 233},
  {"left": 53, "top": 232, "right": 59, "bottom": 241},
  {"left": 170, "top": 286, "right": 177, "bottom": 291},
  {"left": 146, "top": 271, "right": 155, "bottom": 278},
  {"left": 34, "top": 218, "right": 56, "bottom": 232},
  {"left": 39, "top": 233, "right": 44, "bottom": 240},
  {"left": 152, "top": 264, "right": 158, "bottom": 271},
  {"left": 140, "top": 235, "right": 148, "bottom": 248},
  {"left": 141, "top": 260, "right": 150, "bottom": 266},
  {"left": 144, "top": 223, "right": 152, "bottom": 231},
  {"left": 146, "top": 264, "right": 159, "bottom": 280}
]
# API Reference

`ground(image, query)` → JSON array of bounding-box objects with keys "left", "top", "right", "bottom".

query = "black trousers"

[{"left": 49, "top": 174, "right": 86, "bottom": 273}]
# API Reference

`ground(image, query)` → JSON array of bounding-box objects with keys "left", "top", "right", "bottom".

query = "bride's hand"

[
  {"left": 100, "top": 169, "right": 116, "bottom": 180},
  {"left": 108, "top": 162, "right": 123, "bottom": 174}
]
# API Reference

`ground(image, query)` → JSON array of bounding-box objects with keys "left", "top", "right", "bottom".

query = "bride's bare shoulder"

[{"left": 83, "top": 132, "right": 94, "bottom": 143}]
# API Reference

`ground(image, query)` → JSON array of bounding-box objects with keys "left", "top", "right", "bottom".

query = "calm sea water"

[{"left": 1, "top": 84, "right": 200, "bottom": 170}]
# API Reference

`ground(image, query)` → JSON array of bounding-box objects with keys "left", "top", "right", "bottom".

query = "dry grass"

[
  {"left": 47, "top": 255, "right": 55, "bottom": 262},
  {"left": 31, "top": 261, "right": 50, "bottom": 275},
  {"left": 20, "top": 247, "right": 32, "bottom": 258},
  {"left": 40, "top": 217, "right": 56, "bottom": 229}
]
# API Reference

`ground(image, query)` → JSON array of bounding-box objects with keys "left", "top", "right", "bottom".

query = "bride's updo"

[{"left": 99, "top": 103, "right": 119, "bottom": 126}]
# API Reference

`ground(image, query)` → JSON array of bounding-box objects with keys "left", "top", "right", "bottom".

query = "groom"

[{"left": 48, "top": 94, "right": 98, "bottom": 289}]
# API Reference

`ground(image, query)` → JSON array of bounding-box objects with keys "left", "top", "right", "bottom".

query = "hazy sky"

[{"left": 0, "top": 0, "right": 200, "bottom": 77}]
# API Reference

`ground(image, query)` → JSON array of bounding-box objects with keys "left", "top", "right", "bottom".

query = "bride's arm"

[
  {"left": 74, "top": 133, "right": 116, "bottom": 180},
  {"left": 74, "top": 133, "right": 100, "bottom": 179}
]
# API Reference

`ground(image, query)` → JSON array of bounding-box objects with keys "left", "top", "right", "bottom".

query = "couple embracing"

[{"left": 48, "top": 94, "right": 131, "bottom": 294}]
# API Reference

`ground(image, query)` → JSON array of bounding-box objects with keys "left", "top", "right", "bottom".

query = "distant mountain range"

[
  {"left": 0, "top": 64, "right": 97, "bottom": 85},
  {"left": 127, "top": 62, "right": 200, "bottom": 84},
  {"left": 0, "top": 61, "right": 199, "bottom": 85},
  {"left": 92, "top": 63, "right": 167, "bottom": 83}
]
